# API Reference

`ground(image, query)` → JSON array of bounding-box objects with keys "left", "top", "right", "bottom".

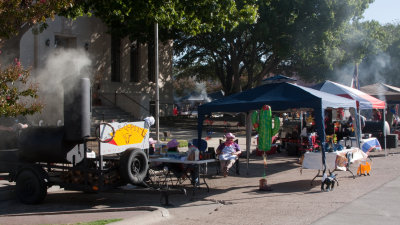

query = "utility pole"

[{"left": 155, "top": 22, "right": 160, "bottom": 141}]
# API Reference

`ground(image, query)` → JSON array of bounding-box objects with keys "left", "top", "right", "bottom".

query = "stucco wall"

[{"left": 16, "top": 15, "right": 173, "bottom": 125}]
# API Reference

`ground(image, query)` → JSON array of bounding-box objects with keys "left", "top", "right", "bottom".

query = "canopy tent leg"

[
  {"left": 246, "top": 111, "right": 252, "bottom": 175},
  {"left": 300, "top": 111, "right": 303, "bottom": 146},
  {"left": 355, "top": 108, "right": 361, "bottom": 149},
  {"left": 315, "top": 106, "right": 327, "bottom": 174},
  {"left": 383, "top": 108, "right": 387, "bottom": 156}
]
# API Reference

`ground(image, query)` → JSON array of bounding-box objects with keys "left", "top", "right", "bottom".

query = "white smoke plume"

[
  {"left": 174, "top": 81, "right": 211, "bottom": 113},
  {"left": 194, "top": 82, "right": 211, "bottom": 103},
  {"left": 27, "top": 49, "right": 92, "bottom": 126},
  {"left": 359, "top": 53, "right": 391, "bottom": 84},
  {"left": 359, "top": 53, "right": 392, "bottom": 102}
]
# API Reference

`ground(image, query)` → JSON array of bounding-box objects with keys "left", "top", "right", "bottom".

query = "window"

[
  {"left": 130, "top": 42, "right": 140, "bottom": 82},
  {"left": 147, "top": 41, "right": 155, "bottom": 82},
  {"left": 54, "top": 36, "right": 76, "bottom": 49},
  {"left": 111, "top": 35, "right": 121, "bottom": 82}
]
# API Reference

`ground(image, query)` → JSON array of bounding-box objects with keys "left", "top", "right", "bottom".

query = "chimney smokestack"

[{"left": 64, "top": 77, "right": 91, "bottom": 142}]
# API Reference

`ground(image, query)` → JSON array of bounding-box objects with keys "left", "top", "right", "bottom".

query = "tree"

[
  {"left": 357, "top": 22, "right": 400, "bottom": 86},
  {"left": 0, "top": 59, "right": 42, "bottom": 116},
  {"left": 63, "top": 0, "right": 258, "bottom": 41},
  {"left": 299, "top": 19, "right": 395, "bottom": 86},
  {"left": 291, "top": 20, "right": 388, "bottom": 83},
  {"left": 174, "top": 0, "right": 373, "bottom": 95},
  {"left": 0, "top": 0, "right": 73, "bottom": 117},
  {"left": 0, "top": 0, "right": 74, "bottom": 60},
  {"left": 1, "top": 0, "right": 258, "bottom": 117}
]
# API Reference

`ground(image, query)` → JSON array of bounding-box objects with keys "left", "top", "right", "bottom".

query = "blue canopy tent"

[
  {"left": 197, "top": 82, "right": 358, "bottom": 174},
  {"left": 262, "top": 74, "right": 297, "bottom": 84}
]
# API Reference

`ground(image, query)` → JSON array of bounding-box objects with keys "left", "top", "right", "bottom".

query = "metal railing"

[
  {"left": 98, "top": 93, "right": 114, "bottom": 106},
  {"left": 96, "top": 93, "right": 136, "bottom": 121}
]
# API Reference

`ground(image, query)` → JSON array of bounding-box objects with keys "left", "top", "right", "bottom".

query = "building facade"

[{"left": 2, "top": 15, "right": 173, "bottom": 126}]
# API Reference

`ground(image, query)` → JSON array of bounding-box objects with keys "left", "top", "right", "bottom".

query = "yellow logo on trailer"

[{"left": 110, "top": 124, "right": 148, "bottom": 146}]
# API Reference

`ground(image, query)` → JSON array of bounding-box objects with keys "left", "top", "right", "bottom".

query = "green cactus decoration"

[{"left": 251, "top": 105, "right": 280, "bottom": 151}]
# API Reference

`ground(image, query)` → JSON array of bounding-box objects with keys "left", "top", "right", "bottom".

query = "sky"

[{"left": 362, "top": 0, "right": 400, "bottom": 24}]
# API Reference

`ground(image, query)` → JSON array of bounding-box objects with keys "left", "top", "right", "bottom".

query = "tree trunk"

[
  {"left": 231, "top": 57, "right": 241, "bottom": 93},
  {"left": 255, "top": 55, "right": 280, "bottom": 85},
  {"left": 244, "top": 45, "right": 257, "bottom": 90},
  {"left": 225, "top": 62, "right": 233, "bottom": 94}
]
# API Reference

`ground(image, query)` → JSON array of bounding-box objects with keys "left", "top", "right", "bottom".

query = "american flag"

[{"left": 351, "top": 63, "right": 360, "bottom": 90}]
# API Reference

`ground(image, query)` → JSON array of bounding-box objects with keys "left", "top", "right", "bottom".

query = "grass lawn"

[{"left": 57, "top": 218, "right": 123, "bottom": 225}]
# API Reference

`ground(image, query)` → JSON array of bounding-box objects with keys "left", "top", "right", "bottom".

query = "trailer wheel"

[
  {"left": 120, "top": 149, "right": 148, "bottom": 185},
  {"left": 16, "top": 169, "right": 47, "bottom": 204}
]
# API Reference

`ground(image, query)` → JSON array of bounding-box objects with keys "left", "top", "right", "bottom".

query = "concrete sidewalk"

[{"left": 312, "top": 175, "right": 400, "bottom": 225}]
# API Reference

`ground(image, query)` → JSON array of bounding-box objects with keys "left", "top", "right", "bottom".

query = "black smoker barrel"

[
  {"left": 17, "top": 78, "right": 91, "bottom": 163},
  {"left": 64, "top": 77, "right": 91, "bottom": 142},
  {"left": 18, "top": 127, "right": 76, "bottom": 163}
]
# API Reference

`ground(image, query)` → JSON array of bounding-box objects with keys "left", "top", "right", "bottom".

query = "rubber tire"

[
  {"left": 16, "top": 169, "right": 47, "bottom": 204},
  {"left": 120, "top": 149, "right": 149, "bottom": 185}
]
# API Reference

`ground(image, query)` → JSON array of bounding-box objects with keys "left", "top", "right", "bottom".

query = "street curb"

[{"left": 109, "top": 207, "right": 170, "bottom": 225}]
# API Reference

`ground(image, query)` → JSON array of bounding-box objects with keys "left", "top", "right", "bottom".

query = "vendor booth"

[
  {"left": 313, "top": 80, "right": 387, "bottom": 150},
  {"left": 197, "top": 82, "right": 358, "bottom": 174},
  {"left": 361, "top": 83, "right": 400, "bottom": 145}
]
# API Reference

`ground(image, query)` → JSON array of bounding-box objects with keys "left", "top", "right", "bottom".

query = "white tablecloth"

[
  {"left": 302, "top": 148, "right": 367, "bottom": 170},
  {"left": 338, "top": 138, "right": 381, "bottom": 153}
]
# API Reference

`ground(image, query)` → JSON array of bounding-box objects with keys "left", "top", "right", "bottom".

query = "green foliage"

[
  {"left": 62, "top": 218, "right": 123, "bottom": 225},
  {"left": 0, "top": 0, "right": 74, "bottom": 40},
  {"left": 174, "top": 0, "right": 374, "bottom": 93},
  {"left": 63, "top": 0, "right": 258, "bottom": 42},
  {"left": 0, "top": 59, "right": 42, "bottom": 117},
  {"left": 0, "top": 0, "right": 73, "bottom": 117},
  {"left": 297, "top": 19, "right": 400, "bottom": 84},
  {"left": 341, "top": 21, "right": 388, "bottom": 63},
  {"left": 355, "top": 23, "right": 400, "bottom": 86}
]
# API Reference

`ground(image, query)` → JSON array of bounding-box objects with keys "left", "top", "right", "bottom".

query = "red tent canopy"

[{"left": 313, "top": 81, "right": 385, "bottom": 110}]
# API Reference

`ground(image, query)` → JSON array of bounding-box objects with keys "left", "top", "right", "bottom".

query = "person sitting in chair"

[{"left": 216, "top": 133, "right": 241, "bottom": 177}]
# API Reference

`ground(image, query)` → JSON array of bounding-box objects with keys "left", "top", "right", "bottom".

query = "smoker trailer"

[{"left": 0, "top": 78, "right": 150, "bottom": 204}]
